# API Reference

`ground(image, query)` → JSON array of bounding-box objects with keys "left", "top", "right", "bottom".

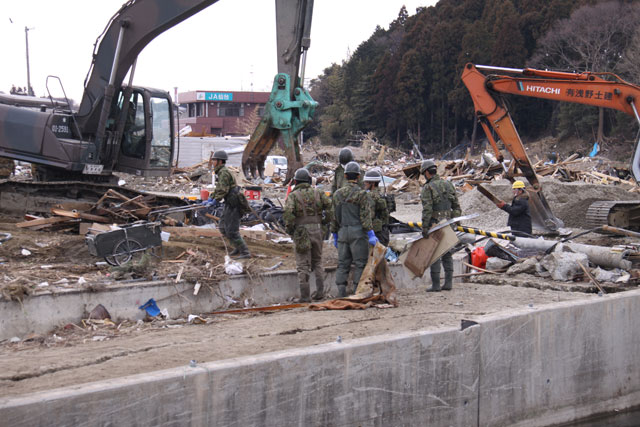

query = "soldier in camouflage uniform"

[
  {"left": 420, "top": 160, "right": 461, "bottom": 291},
  {"left": 363, "top": 169, "right": 390, "bottom": 246},
  {"left": 208, "top": 150, "right": 250, "bottom": 259},
  {"left": 283, "top": 168, "right": 333, "bottom": 302},
  {"left": 331, "top": 161, "right": 378, "bottom": 297},
  {"left": 331, "top": 148, "right": 363, "bottom": 194}
]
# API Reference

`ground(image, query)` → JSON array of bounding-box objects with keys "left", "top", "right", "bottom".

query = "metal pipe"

[{"left": 510, "top": 236, "right": 631, "bottom": 270}]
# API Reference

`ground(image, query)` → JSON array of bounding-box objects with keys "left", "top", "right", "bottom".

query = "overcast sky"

[{"left": 0, "top": 0, "right": 434, "bottom": 102}]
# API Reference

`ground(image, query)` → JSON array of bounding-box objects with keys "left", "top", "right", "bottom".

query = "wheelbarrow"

[{"left": 86, "top": 221, "right": 163, "bottom": 266}]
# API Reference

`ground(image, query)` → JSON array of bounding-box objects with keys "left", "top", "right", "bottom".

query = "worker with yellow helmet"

[{"left": 495, "top": 180, "right": 532, "bottom": 236}]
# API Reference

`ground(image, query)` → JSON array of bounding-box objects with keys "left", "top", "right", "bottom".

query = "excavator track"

[{"left": 586, "top": 201, "right": 640, "bottom": 231}]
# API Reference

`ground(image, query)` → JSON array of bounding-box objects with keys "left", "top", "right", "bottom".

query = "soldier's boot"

[
  {"left": 337, "top": 285, "right": 347, "bottom": 298},
  {"left": 311, "top": 280, "right": 325, "bottom": 301},
  {"left": 232, "top": 240, "right": 251, "bottom": 259},
  {"left": 229, "top": 248, "right": 241, "bottom": 256},
  {"left": 427, "top": 262, "right": 442, "bottom": 292},
  {"left": 297, "top": 281, "right": 311, "bottom": 303},
  {"left": 442, "top": 255, "right": 454, "bottom": 291}
]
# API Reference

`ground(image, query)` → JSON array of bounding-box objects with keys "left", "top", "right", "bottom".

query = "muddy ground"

[{"left": 0, "top": 284, "right": 595, "bottom": 398}]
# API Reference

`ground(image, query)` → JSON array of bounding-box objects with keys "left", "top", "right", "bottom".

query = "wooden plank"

[
  {"left": 476, "top": 184, "right": 501, "bottom": 204},
  {"left": 16, "top": 216, "right": 71, "bottom": 228},
  {"left": 50, "top": 208, "right": 110, "bottom": 223}
]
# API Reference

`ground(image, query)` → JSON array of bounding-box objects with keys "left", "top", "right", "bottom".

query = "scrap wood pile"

[
  {"left": 434, "top": 151, "right": 639, "bottom": 192},
  {"left": 16, "top": 189, "right": 179, "bottom": 232}
]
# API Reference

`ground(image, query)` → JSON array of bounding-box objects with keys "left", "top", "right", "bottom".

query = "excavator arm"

[
  {"left": 462, "top": 63, "right": 640, "bottom": 231},
  {"left": 241, "top": 0, "right": 317, "bottom": 182}
]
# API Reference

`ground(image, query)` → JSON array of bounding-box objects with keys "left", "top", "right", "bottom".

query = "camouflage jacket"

[
  {"left": 369, "top": 188, "right": 389, "bottom": 233},
  {"left": 331, "top": 181, "right": 373, "bottom": 233},
  {"left": 331, "top": 165, "right": 364, "bottom": 194},
  {"left": 212, "top": 165, "right": 236, "bottom": 201},
  {"left": 421, "top": 174, "right": 461, "bottom": 232},
  {"left": 283, "top": 183, "right": 333, "bottom": 237}
]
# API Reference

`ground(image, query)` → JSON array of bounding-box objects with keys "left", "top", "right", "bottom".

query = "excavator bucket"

[{"left": 526, "top": 188, "right": 564, "bottom": 232}]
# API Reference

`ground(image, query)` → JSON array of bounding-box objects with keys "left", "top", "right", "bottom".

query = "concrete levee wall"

[
  {"left": 0, "top": 260, "right": 446, "bottom": 341},
  {"left": 2, "top": 290, "right": 640, "bottom": 426}
]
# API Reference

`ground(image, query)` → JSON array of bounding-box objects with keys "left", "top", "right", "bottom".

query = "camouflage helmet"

[
  {"left": 338, "top": 148, "right": 354, "bottom": 165},
  {"left": 420, "top": 159, "right": 437, "bottom": 174},
  {"left": 363, "top": 169, "right": 382, "bottom": 182},
  {"left": 294, "top": 167, "right": 311, "bottom": 183},
  {"left": 212, "top": 150, "right": 228, "bottom": 161},
  {"left": 344, "top": 161, "right": 361, "bottom": 175}
]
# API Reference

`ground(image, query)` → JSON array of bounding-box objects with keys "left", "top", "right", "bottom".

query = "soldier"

[
  {"left": 331, "top": 161, "right": 378, "bottom": 297},
  {"left": 363, "top": 169, "right": 390, "bottom": 246},
  {"left": 331, "top": 148, "right": 363, "bottom": 193},
  {"left": 420, "top": 160, "right": 461, "bottom": 292},
  {"left": 206, "top": 150, "right": 250, "bottom": 259},
  {"left": 283, "top": 168, "right": 333, "bottom": 302}
]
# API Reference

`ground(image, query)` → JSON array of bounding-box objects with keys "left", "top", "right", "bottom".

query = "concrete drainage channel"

[
  {"left": 0, "top": 289, "right": 638, "bottom": 426},
  {"left": 2, "top": 259, "right": 640, "bottom": 426}
]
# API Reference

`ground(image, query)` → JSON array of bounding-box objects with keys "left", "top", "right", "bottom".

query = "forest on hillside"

[{"left": 307, "top": 0, "right": 640, "bottom": 157}]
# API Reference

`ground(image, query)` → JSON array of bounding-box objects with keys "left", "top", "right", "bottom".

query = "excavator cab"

[{"left": 113, "top": 87, "right": 174, "bottom": 177}]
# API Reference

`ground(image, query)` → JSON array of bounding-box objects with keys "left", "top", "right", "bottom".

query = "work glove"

[
  {"left": 332, "top": 233, "right": 338, "bottom": 248},
  {"left": 496, "top": 200, "right": 506, "bottom": 209},
  {"left": 367, "top": 230, "right": 379, "bottom": 246}
]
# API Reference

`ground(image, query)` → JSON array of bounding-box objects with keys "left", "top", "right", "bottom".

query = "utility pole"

[{"left": 25, "top": 26, "right": 34, "bottom": 96}]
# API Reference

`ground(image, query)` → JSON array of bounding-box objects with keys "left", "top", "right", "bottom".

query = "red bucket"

[{"left": 200, "top": 189, "right": 210, "bottom": 201}]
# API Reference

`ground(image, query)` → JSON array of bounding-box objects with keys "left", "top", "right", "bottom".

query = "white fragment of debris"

[
  {"left": 92, "top": 336, "right": 107, "bottom": 342},
  {"left": 247, "top": 223, "right": 266, "bottom": 231},
  {"left": 40, "top": 265, "right": 53, "bottom": 269},
  {"left": 21, "top": 249, "right": 31, "bottom": 256},
  {"left": 160, "top": 231, "right": 170, "bottom": 242},
  {"left": 616, "top": 273, "right": 631, "bottom": 284},
  {"left": 224, "top": 295, "right": 238, "bottom": 304},
  {"left": 273, "top": 236, "right": 293, "bottom": 243},
  {"left": 9, "top": 337, "right": 20, "bottom": 343},
  {"left": 244, "top": 298, "right": 250, "bottom": 307},
  {"left": 118, "top": 179, "right": 126, "bottom": 186},
  {"left": 37, "top": 282, "right": 49, "bottom": 288},
  {"left": 35, "top": 241, "right": 48, "bottom": 248},
  {"left": 54, "top": 278, "right": 69, "bottom": 284},
  {"left": 193, "top": 282, "right": 201, "bottom": 296},
  {"left": 188, "top": 314, "right": 206, "bottom": 324},
  {"left": 224, "top": 255, "right": 244, "bottom": 275},
  {"left": 160, "top": 308, "right": 170, "bottom": 319},
  {"left": 95, "top": 261, "right": 108, "bottom": 266},
  {"left": 77, "top": 277, "right": 87, "bottom": 284}
]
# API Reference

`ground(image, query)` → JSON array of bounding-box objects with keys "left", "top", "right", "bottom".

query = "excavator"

[
  {"left": 0, "top": 0, "right": 315, "bottom": 211},
  {"left": 462, "top": 63, "right": 640, "bottom": 232}
]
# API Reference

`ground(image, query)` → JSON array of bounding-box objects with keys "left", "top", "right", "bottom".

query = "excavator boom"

[
  {"left": 462, "top": 63, "right": 640, "bottom": 232},
  {"left": 242, "top": 0, "right": 317, "bottom": 182}
]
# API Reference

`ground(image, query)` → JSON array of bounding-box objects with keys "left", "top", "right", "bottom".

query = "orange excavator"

[{"left": 462, "top": 63, "right": 640, "bottom": 232}]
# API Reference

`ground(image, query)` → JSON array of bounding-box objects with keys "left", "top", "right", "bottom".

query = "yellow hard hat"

[{"left": 512, "top": 180, "right": 525, "bottom": 189}]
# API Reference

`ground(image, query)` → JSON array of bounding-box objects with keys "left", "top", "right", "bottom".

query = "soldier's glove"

[
  {"left": 367, "top": 230, "right": 379, "bottom": 246},
  {"left": 332, "top": 233, "right": 338, "bottom": 248},
  {"left": 202, "top": 198, "right": 219, "bottom": 208},
  {"left": 422, "top": 230, "right": 430, "bottom": 239}
]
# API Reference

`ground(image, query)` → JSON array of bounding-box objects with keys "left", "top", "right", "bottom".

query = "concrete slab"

[{"left": 0, "top": 257, "right": 464, "bottom": 340}]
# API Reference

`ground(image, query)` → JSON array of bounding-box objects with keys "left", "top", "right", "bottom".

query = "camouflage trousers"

[
  {"left": 220, "top": 204, "right": 247, "bottom": 250},
  {"left": 0, "top": 157, "right": 14, "bottom": 178},
  {"left": 336, "top": 225, "right": 369, "bottom": 293},
  {"left": 294, "top": 224, "right": 325, "bottom": 300}
]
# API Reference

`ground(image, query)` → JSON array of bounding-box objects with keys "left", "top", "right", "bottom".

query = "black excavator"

[{"left": 0, "top": 0, "right": 315, "bottom": 214}]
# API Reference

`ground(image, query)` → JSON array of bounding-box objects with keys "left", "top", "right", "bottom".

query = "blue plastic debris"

[
  {"left": 589, "top": 142, "right": 600, "bottom": 157},
  {"left": 139, "top": 298, "right": 161, "bottom": 317},
  {"left": 385, "top": 247, "right": 399, "bottom": 262}
]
